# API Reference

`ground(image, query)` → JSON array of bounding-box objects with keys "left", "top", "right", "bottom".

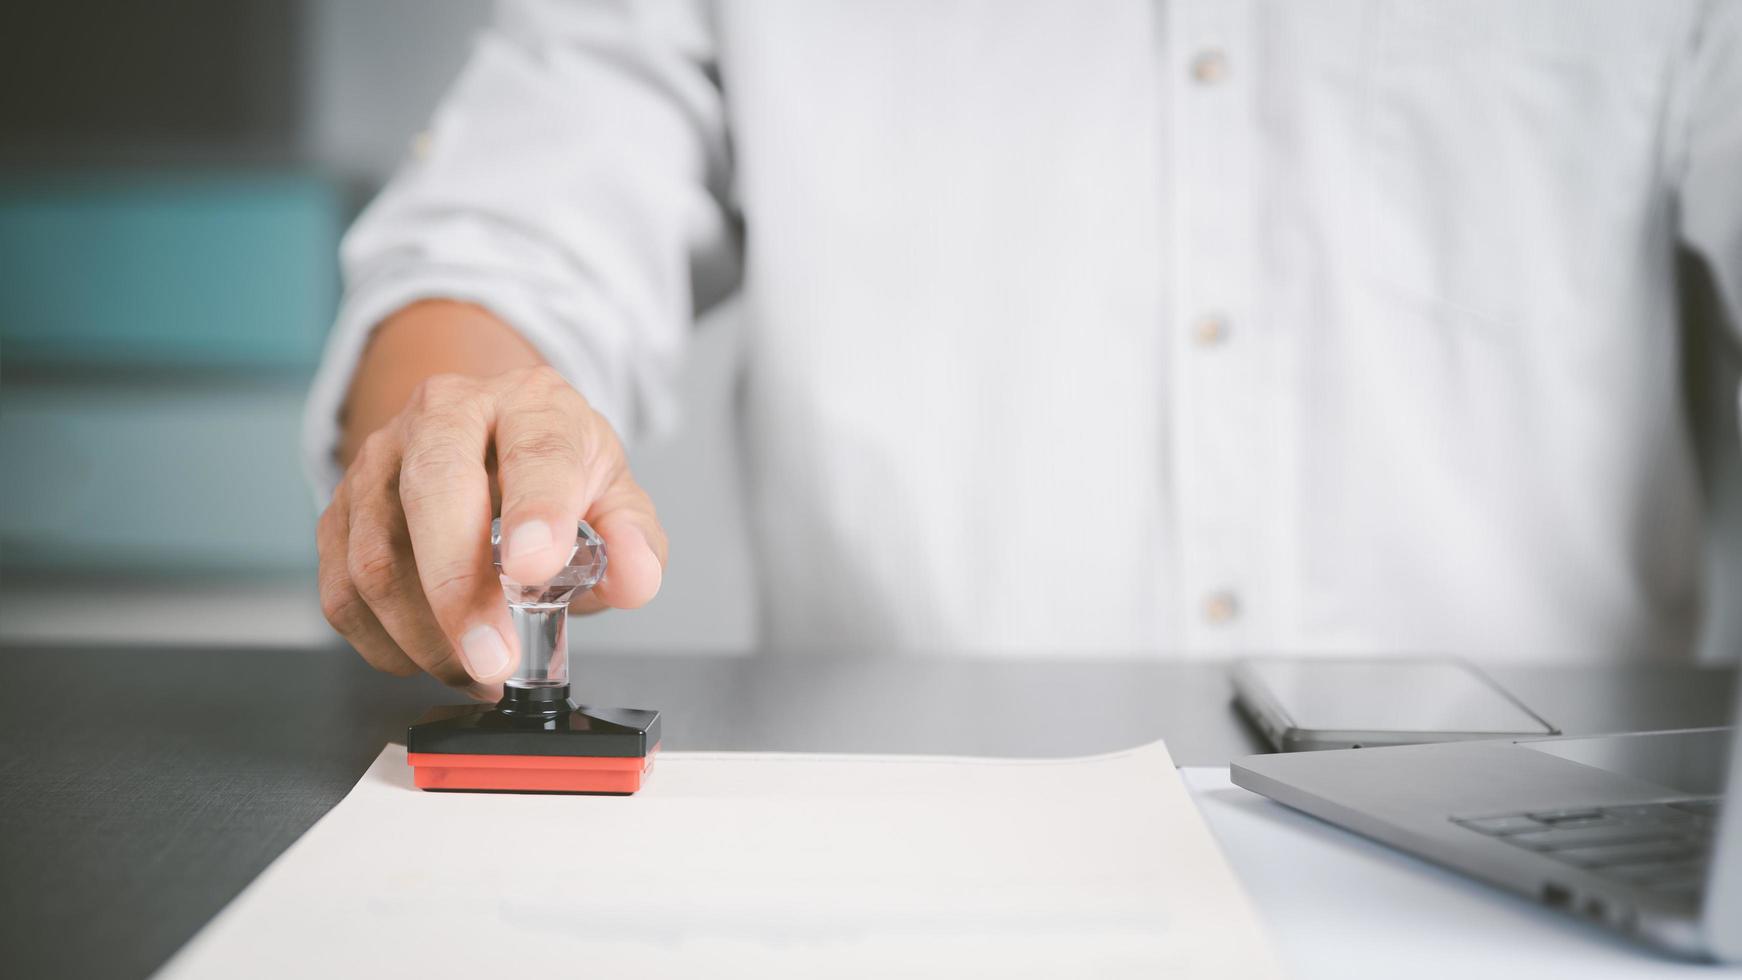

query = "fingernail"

[
  {"left": 458, "top": 624, "right": 510, "bottom": 680},
  {"left": 507, "top": 520, "right": 555, "bottom": 563}
]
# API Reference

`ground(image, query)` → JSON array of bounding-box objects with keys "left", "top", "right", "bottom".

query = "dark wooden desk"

[{"left": 0, "top": 644, "right": 1731, "bottom": 978}]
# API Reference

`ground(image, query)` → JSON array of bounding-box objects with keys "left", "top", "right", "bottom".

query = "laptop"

[{"left": 1231, "top": 694, "right": 1741, "bottom": 961}]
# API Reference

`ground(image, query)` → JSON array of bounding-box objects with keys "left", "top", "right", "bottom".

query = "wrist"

[{"left": 338, "top": 300, "right": 543, "bottom": 465}]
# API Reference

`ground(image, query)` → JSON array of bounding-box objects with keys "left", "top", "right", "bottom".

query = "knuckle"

[
  {"left": 415, "top": 394, "right": 484, "bottom": 436},
  {"left": 318, "top": 577, "right": 366, "bottom": 632},
  {"left": 347, "top": 534, "right": 401, "bottom": 601},
  {"left": 501, "top": 365, "right": 579, "bottom": 413},
  {"left": 423, "top": 563, "right": 483, "bottom": 609},
  {"left": 519, "top": 364, "right": 566, "bottom": 391},
  {"left": 399, "top": 431, "right": 474, "bottom": 489},
  {"left": 397, "top": 478, "right": 462, "bottom": 517},
  {"left": 356, "top": 428, "right": 394, "bottom": 468},
  {"left": 402, "top": 395, "right": 484, "bottom": 457},
  {"left": 499, "top": 428, "right": 579, "bottom": 473},
  {"left": 410, "top": 373, "right": 473, "bottom": 411}
]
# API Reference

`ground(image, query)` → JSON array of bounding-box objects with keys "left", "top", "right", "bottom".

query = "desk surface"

[{"left": 0, "top": 644, "right": 1732, "bottom": 978}]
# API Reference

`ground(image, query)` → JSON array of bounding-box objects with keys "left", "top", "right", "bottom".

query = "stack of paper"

[{"left": 162, "top": 741, "right": 1277, "bottom": 978}]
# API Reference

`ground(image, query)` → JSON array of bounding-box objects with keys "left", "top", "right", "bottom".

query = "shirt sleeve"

[
  {"left": 300, "top": 0, "right": 739, "bottom": 499},
  {"left": 1675, "top": 0, "right": 1742, "bottom": 370},
  {"left": 1673, "top": 1, "right": 1742, "bottom": 663}
]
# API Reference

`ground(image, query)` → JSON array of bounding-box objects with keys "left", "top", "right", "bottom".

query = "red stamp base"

[{"left": 408, "top": 744, "right": 659, "bottom": 795}]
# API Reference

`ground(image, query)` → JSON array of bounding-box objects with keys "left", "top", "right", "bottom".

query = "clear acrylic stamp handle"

[{"left": 489, "top": 519, "right": 607, "bottom": 691}]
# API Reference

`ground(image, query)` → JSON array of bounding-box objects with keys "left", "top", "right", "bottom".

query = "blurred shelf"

[{"left": 0, "top": 379, "right": 318, "bottom": 575}]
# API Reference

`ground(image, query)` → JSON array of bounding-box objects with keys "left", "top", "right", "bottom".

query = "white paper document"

[{"left": 162, "top": 742, "right": 1278, "bottom": 979}]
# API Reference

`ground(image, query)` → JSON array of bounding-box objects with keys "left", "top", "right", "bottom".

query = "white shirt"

[{"left": 305, "top": 0, "right": 1742, "bottom": 662}]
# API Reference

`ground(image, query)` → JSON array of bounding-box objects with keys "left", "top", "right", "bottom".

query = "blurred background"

[{"left": 0, "top": 0, "right": 757, "bottom": 652}]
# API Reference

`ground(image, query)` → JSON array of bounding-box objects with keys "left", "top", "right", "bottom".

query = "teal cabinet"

[{"left": 0, "top": 173, "right": 340, "bottom": 370}]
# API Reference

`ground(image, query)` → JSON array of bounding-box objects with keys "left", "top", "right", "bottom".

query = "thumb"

[{"left": 582, "top": 480, "right": 666, "bottom": 611}]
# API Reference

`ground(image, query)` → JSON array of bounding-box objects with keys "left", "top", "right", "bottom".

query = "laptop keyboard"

[{"left": 1453, "top": 799, "right": 1719, "bottom": 899}]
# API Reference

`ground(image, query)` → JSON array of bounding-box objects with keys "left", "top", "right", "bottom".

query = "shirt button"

[
  {"left": 1193, "top": 314, "right": 1230, "bottom": 348},
  {"left": 1202, "top": 591, "right": 1240, "bottom": 625},
  {"left": 1190, "top": 49, "right": 1230, "bottom": 85}
]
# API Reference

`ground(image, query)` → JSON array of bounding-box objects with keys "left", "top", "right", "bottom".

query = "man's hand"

[{"left": 318, "top": 345, "right": 666, "bottom": 700}]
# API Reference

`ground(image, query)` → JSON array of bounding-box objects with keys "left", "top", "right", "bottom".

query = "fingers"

[
  {"left": 316, "top": 481, "right": 417, "bottom": 677},
  {"left": 320, "top": 364, "right": 664, "bottom": 694},
  {"left": 345, "top": 426, "right": 497, "bottom": 699},
  {"left": 396, "top": 375, "right": 521, "bottom": 687},
  {"left": 586, "top": 473, "right": 667, "bottom": 610},
  {"left": 494, "top": 368, "right": 596, "bottom": 586},
  {"left": 494, "top": 368, "right": 665, "bottom": 612}
]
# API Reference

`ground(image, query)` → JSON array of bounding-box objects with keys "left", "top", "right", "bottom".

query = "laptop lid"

[{"left": 1703, "top": 681, "right": 1742, "bottom": 960}]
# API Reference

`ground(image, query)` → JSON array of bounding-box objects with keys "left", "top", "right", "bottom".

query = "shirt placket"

[{"left": 1165, "top": 0, "right": 1270, "bottom": 654}]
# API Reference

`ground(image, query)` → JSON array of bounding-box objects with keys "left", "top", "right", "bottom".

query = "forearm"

[{"left": 337, "top": 300, "right": 544, "bottom": 466}]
